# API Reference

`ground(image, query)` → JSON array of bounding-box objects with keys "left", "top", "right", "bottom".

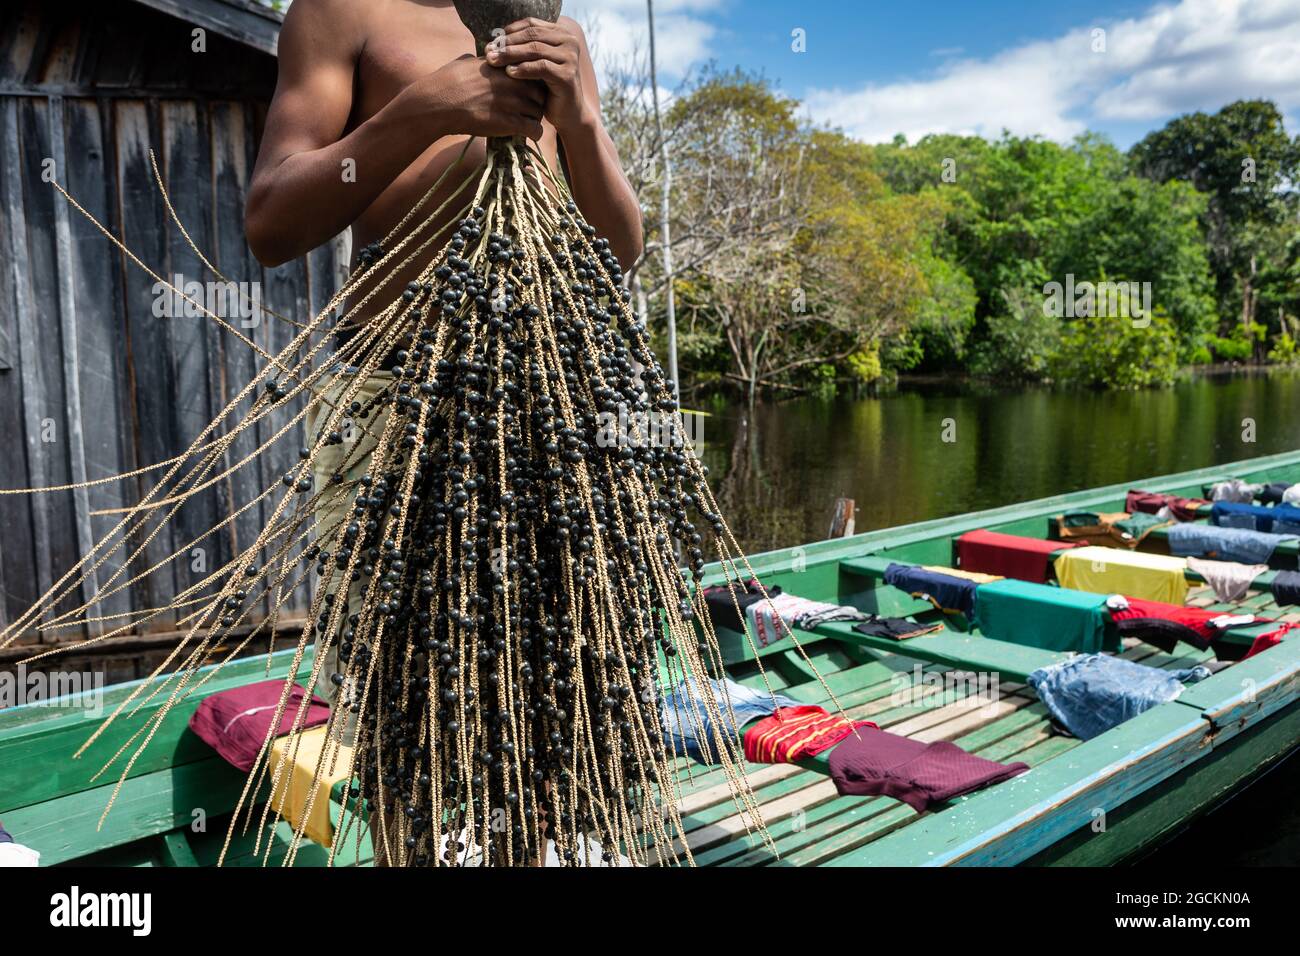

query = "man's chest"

[{"left": 353, "top": 13, "right": 477, "bottom": 122}]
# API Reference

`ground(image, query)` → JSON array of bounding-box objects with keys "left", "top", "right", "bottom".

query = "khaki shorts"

[{"left": 308, "top": 368, "right": 396, "bottom": 744}]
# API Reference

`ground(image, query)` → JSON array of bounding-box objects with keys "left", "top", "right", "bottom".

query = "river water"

[
  {"left": 698, "top": 368, "right": 1300, "bottom": 555},
  {"left": 696, "top": 368, "right": 1300, "bottom": 865}
]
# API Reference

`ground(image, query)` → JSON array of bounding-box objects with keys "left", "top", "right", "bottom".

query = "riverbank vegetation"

[{"left": 608, "top": 68, "right": 1300, "bottom": 395}]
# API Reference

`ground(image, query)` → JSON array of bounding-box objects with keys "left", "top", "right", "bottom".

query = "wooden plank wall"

[{"left": 0, "top": 0, "right": 338, "bottom": 645}]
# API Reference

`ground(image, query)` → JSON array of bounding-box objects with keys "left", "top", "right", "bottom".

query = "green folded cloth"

[
  {"left": 1060, "top": 511, "right": 1103, "bottom": 528},
  {"left": 973, "top": 579, "right": 1117, "bottom": 654},
  {"left": 1111, "top": 512, "right": 1168, "bottom": 541}
]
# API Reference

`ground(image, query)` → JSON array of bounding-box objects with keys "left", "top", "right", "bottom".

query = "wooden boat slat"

[
  {"left": 0, "top": 646, "right": 316, "bottom": 815},
  {"left": 8, "top": 451, "right": 1300, "bottom": 866},
  {"left": 1176, "top": 634, "right": 1300, "bottom": 741},
  {"left": 827, "top": 703, "right": 1214, "bottom": 866}
]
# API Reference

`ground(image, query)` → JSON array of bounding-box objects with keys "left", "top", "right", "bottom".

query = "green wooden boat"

[{"left": 5, "top": 449, "right": 1300, "bottom": 867}]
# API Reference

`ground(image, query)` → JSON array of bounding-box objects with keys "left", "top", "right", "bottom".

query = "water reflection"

[{"left": 699, "top": 369, "right": 1300, "bottom": 556}]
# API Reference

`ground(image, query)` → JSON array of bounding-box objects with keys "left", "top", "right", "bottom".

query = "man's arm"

[
  {"left": 245, "top": 0, "right": 547, "bottom": 266},
  {"left": 488, "top": 17, "right": 645, "bottom": 270}
]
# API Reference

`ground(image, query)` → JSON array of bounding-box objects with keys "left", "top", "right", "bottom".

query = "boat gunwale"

[{"left": 6, "top": 450, "right": 1300, "bottom": 866}]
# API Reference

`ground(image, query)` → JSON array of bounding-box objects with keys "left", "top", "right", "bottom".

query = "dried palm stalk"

[{"left": 0, "top": 0, "right": 841, "bottom": 867}]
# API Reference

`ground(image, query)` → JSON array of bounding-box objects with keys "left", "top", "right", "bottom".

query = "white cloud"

[
  {"left": 802, "top": 0, "right": 1300, "bottom": 144},
  {"left": 566, "top": 0, "right": 726, "bottom": 77}
]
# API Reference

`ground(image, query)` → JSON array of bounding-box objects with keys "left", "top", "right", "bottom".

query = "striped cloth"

[
  {"left": 746, "top": 592, "right": 867, "bottom": 647},
  {"left": 743, "top": 705, "right": 876, "bottom": 764}
]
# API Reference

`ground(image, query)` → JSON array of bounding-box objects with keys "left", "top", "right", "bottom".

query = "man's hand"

[
  {"left": 484, "top": 18, "right": 593, "bottom": 133},
  {"left": 415, "top": 54, "right": 547, "bottom": 141}
]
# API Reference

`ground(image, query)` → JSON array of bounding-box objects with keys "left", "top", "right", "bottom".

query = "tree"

[{"left": 1129, "top": 100, "right": 1300, "bottom": 333}]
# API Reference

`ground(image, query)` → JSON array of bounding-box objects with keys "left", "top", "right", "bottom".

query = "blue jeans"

[
  {"left": 660, "top": 677, "right": 796, "bottom": 763},
  {"left": 1168, "top": 523, "right": 1296, "bottom": 564},
  {"left": 1028, "top": 654, "right": 1210, "bottom": 741}
]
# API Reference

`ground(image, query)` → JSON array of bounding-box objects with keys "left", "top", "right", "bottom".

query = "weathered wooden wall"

[{"left": 0, "top": 0, "right": 339, "bottom": 647}]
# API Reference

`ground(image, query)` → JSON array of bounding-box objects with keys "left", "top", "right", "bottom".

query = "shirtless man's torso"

[{"left": 245, "top": 0, "right": 642, "bottom": 324}]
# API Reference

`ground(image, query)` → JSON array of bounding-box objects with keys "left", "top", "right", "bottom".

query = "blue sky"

[{"left": 570, "top": 0, "right": 1300, "bottom": 148}]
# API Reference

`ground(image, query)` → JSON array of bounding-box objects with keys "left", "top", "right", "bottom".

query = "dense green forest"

[{"left": 610, "top": 71, "right": 1300, "bottom": 395}]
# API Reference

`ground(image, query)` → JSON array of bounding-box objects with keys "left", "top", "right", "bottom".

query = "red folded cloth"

[
  {"left": 189, "top": 679, "right": 331, "bottom": 772},
  {"left": 957, "top": 529, "right": 1074, "bottom": 583},
  {"left": 1125, "top": 490, "right": 1209, "bottom": 523},
  {"left": 828, "top": 725, "right": 1028, "bottom": 811},
  {"left": 1107, "top": 597, "right": 1229, "bottom": 650},
  {"left": 742, "top": 705, "right": 876, "bottom": 764}
]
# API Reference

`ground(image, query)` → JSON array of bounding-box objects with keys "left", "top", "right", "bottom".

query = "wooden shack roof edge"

[{"left": 129, "top": 0, "right": 284, "bottom": 57}]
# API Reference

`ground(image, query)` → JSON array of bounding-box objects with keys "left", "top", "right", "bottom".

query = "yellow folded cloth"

[
  {"left": 922, "top": 565, "right": 1004, "bottom": 584},
  {"left": 1053, "top": 546, "right": 1189, "bottom": 605},
  {"left": 269, "top": 725, "right": 354, "bottom": 848}
]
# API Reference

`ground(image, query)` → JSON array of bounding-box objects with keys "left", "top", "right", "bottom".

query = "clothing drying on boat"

[
  {"left": 1028, "top": 654, "right": 1211, "bottom": 741},
  {"left": 826, "top": 726, "right": 1028, "bottom": 811},
  {"left": 1054, "top": 511, "right": 1134, "bottom": 547},
  {"left": 1185, "top": 556, "right": 1268, "bottom": 603},
  {"left": 1167, "top": 523, "right": 1297, "bottom": 565},
  {"left": 701, "top": 578, "right": 781, "bottom": 632},
  {"left": 1104, "top": 595, "right": 1257, "bottom": 653},
  {"left": 1244, "top": 622, "right": 1300, "bottom": 660},
  {"left": 742, "top": 706, "right": 874, "bottom": 764},
  {"left": 747, "top": 592, "right": 868, "bottom": 648},
  {"left": 1209, "top": 479, "right": 1261, "bottom": 503},
  {"left": 1272, "top": 570, "right": 1300, "bottom": 607},
  {"left": 1053, "top": 545, "right": 1189, "bottom": 605},
  {"left": 189, "top": 680, "right": 332, "bottom": 774},
  {"left": 268, "top": 724, "right": 354, "bottom": 848},
  {"left": 854, "top": 616, "right": 945, "bottom": 641},
  {"left": 1258, "top": 481, "right": 1294, "bottom": 505},
  {"left": 1210, "top": 501, "right": 1300, "bottom": 535},
  {"left": 1284, "top": 484, "right": 1300, "bottom": 507},
  {"left": 884, "top": 563, "right": 981, "bottom": 616},
  {"left": 956, "top": 529, "right": 1074, "bottom": 582},
  {"left": 661, "top": 677, "right": 796, "bottom": 764},
  {"left": 973, "top": 578, "right": 1116, "bottom": 653},
  {"left": 1054, "top": 511, "right": 1169, "bottom": 548},
  {"left": 0, "top": 819, "right": 39, "bottom": 867},
  {"left": 920, "top": 565, "right": 1003, "bottom": 584},
  {"left": 1112, "top": 512, "right": 1174, "bottom": 543},
  {"left": 1125, "top": 489, "right": 1208, "bottom": 522}
]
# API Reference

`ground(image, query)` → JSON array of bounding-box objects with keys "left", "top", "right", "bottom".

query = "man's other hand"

[{"left": 485, "top": 18, "right": 594, "bottom": 134}]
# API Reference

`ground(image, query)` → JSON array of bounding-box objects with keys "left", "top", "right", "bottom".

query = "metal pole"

[{"left": 646, "top": 0, "right": 679, "bottom": 404}]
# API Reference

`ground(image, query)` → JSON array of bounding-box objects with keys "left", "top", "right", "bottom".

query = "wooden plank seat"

[
  {"left": 824, "top": 636, "right": 1300, "bottom": 866},
  {"left": 0, "top": 646, "right": 359, "bottom": 866},
  {"left": 652, "top": 628, "right": 1222, "bottom": 866},
  {"left": 1141, "top": 521, "right": 1300, "bottom": 564},
  {"left": 837, "top": 554, "right": 1278, "bottom": 648}
]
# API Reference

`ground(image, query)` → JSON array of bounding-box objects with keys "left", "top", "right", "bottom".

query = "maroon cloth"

[
  {"left": 1125, "top": 489, "right": 1208, "bottom": 523},
  {"left": 827, "top": 726, "right": 1029, "bottom": 812},
  {"left": 189, "top": 680, "right": 331, "bottom": 772},
  {"left": 956, "top": 529, "right": 1074, "bottom": 583}
]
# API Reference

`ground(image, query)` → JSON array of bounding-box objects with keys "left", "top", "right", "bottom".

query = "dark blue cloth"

[
  {"left": 884, "top": 563, "right": 980, "bottom": 615},
  {"left": 1210, "top": 501, "right": 1300, "bottom": 535},
  {"left": 1028, "top": 654, "right": 1210, "bottom": 740},
  {"left": 1273, "top": 571, "right": 1300, "bottom": 607},
  {"left": 1258, "top": 482, "right": 1292, "bottom": 505},
  {"left": 0, "top": 821, "right": 11, "bottom": 844},
  {"left": 1167, "top": 523, "right": 1296, "bottom": 564}
]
